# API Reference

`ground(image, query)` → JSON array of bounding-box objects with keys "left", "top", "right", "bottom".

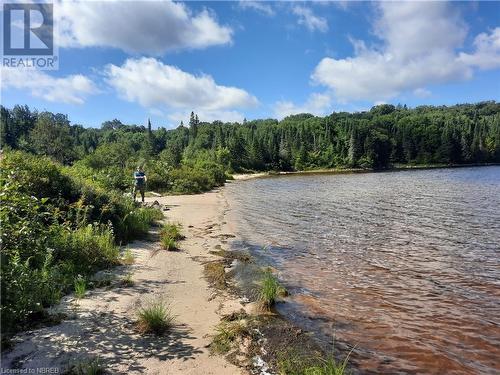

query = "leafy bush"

[
  {"left": 165, "top": 160, "right": 227, "bottom": 194},
  {"left": 0, "top": 151, "right": 158, "bottom": 335},
  {"left": 1, "top": 149, "right": 77, "bottom": 202},
  {"left": 69, "top": 162, "right": 131, "bottom": 192}
]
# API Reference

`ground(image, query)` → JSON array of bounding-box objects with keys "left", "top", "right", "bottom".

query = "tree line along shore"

[{"left": 1, "top": 101, "right": 499, "bottom": 196}]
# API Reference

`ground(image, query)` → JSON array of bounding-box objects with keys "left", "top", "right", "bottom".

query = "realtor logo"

[{"left": 2, "top": 2, "right": 58, "bottom": 69}]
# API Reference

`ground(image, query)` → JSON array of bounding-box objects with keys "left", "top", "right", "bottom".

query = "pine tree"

[
  {"left": 347, "top": 127, "right": 359, "bottom": 166},
  {"left": 189, "top": 111, "right": 198, "bottom": 141}
]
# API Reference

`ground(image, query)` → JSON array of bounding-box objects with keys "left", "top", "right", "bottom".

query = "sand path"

[{"left": 1, "top": 189, "right": 246, "bottom": 375}]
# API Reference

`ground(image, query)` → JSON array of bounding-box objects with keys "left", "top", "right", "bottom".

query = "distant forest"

[{"left": 1, "top": 101, "right": 499, "bottom": 192}]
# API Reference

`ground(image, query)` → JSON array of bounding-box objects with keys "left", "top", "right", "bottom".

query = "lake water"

[{"left": 225, "top": 166, "right": 500, "bottom": 374}]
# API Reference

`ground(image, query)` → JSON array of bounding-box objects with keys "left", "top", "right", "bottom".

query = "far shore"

[{"left": 232, "top": 162, "right": 499, "bottom": 180}]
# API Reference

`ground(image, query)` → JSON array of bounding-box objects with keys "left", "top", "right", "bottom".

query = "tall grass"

[
  {"left": 161, "top": 237, "right": 178, "bottom": 251},
  {"left": 277, "top": 350, "right": 352, "bottom": 375},
  {"left": 258, "top": 269, "right": 287, "bottom": 309},
  {"left": 160, "top": 222, "right": 183, "bottom": 251},
  {"left": 58, "top": 225, "right": 120, "bottom": 270},
  {"left": 137, "top": 301, "right": 175, "bottom": 335},
  {"left": 303, "top": 356, "right": 351, "bottom": 375},
  {"left": 118, "top": 206, "right": 163, "bottom": 242},
  {"left": 160, "top": 222, "right": 183, "bottom": 240},
  {"left": 74, "top": 276, "right": 87, "bottom": 299}
]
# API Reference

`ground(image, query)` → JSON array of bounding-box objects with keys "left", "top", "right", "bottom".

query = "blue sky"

[{"left": 1, "top": 1, "right": 500, "bottom": 128}]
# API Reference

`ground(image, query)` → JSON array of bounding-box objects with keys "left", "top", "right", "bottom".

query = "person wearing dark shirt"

[{"left": 133, "top": 166, "right": 147, "bottom": 203}]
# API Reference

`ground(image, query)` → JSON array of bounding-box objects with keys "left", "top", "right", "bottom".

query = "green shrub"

[
  {"left": 0, "top": 151, "right": 158, "bottom": 335},
  {"left": 50, "top": 224, "right": 119, "bottom": 274},
  {"left": 143, "top": 159, "right": 172, "bottom": 192},
  {"left": 143, "top": 152, "right": 227, "bottom": 194},
  {"left": 1, "top": 151, "right": 78, "bottom": 202},
  {"left": 137, "top": 301, "right": 175, "bottom": 335},
  {"left": 168, "top": 163, "right": 226, "bottom": 194}
]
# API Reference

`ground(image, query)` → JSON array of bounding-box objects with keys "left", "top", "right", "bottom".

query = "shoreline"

[
  {"left": 1, "top": 183, "right": 336, "bottom": 374},
  {"left": 232, "top": 162, "right": 499, "bottom": 180},
  {"left": 1, "top": 190, "right": 249, "bottom": 374},
  {"left": 5, "top": 163, "right": 497, "bottom": 373}
]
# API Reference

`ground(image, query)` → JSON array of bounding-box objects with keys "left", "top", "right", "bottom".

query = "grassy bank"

[
  {"left": 0, "top": 151, "right": 162, "bottom": 339},
  {"left": 206, "top": 247, "right": 353, "bottom": 374}
]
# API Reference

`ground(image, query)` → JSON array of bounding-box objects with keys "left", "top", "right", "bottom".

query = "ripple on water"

[{"left": 226, "top": 166, "right": 500, "bottom": 375}]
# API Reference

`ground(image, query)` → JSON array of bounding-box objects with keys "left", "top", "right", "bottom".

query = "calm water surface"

[{"left": 225, "top": 166, "right": 500, "bottom": 374}]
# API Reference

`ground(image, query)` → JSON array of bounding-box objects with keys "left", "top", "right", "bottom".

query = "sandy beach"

[{"left": 1, "top": 188, "right": 249, "bottom": 374}]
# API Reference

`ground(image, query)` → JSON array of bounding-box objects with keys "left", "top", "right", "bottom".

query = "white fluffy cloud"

[
  {"left": 57, "top": 0, "right": 232, "bottom": 54},
  {"left": 292, "top": 6, "right": 328, "bottom": 33},
  {"left": 104, "top": 57, "right": 258, "bottom": 121},
  {"left": 238, "top": 1, "right": 275, "bottom": 17},
  {"left": 274, "top": 93, "right": 332, "bottom": 119},
  {"left": 459, "top": 27, "right": 500, "bottom": 70},
  {"left": 1, "top": 68, "right": 97, "bottom": 104},
  {"left": 312, "top": 2, "right": 475, "bottom": 102}
]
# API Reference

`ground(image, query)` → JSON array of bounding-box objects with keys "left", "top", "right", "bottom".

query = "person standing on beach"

[{"left": 133, "top": 166, "right": 147, "bottom": 203}]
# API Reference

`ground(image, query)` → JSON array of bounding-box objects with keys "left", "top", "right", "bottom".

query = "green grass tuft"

[
  {"left": 160, "top": 223, "right": 183, "bottom": 251},
  {"left": 64, "top": 357, "right": 107, "bottom": 375},
  {"left": 258, "top": 269, "right": 287, "bottom": 310},
  {"left": 121, "top": 247, "right": 135, "bottom": 265},
  {"left": 118, "top": 206, "right": 163, "bottom": 242},
  {"left": 277, "top": 350, "right": 352, "bottom": 375},
  {"left": 160, "top": 222, "right": 184, "bottom": 240},
  {"left": 74, "top": 276, "right": 87, "bottom": 299},
  {"left": 137, "top": 301, "right": 175, "bottom": 335},
  {"left": 210, "top": 319, "right": 250, "bottom": 354},
  {"left": 160, "top": 237, "right": 178, "bottom": 251},
  {"left": 121, "top": 272, "right": 134, "bottom": 287}
]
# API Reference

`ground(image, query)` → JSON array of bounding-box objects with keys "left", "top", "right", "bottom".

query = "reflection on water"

[{"left": 226, "top": 166, "right": 500, "bottom": 374}]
